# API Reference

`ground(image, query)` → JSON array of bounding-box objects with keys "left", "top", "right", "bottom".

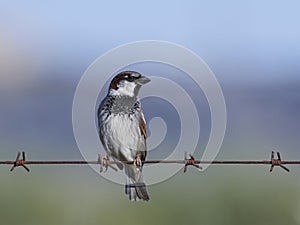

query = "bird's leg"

[
  {"left": 98, "top": 154, "right": 110, "bottom": 173},
  {"left": 133, "top": 154, "right": 142, "bottom": 168},
  {"left": 98, "top": 154, "right": 118, "bottom": 172}
]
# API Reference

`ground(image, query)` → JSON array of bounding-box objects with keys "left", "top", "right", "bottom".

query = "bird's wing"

[{"left": 139, "top": 109, "right": 147, "bottom": 140}]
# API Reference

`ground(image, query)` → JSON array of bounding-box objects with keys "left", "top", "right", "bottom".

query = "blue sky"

[{"left": 1, "top": 0, "right": 300, "bottom": 84}]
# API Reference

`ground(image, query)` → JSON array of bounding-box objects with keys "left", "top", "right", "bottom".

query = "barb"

[
  {"left": 184, "top": 152, "right": 202, "bottom": 173},
  {"left": 10, "top": 151, "right": 30, "bottom": 172},
  {"left": 1, "top": 151, "right": 299, "bottom": 173},
  {"left": 270, "top": 151, "right": 290, "bottom": 172}
]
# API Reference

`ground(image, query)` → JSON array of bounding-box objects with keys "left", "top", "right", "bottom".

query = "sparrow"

[{"left": 97, "top": 71, "right": 151, "bottom": 201}]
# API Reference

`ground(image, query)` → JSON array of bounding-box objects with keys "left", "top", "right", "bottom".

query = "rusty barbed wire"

[{"left": 1, "top": 151, "right": 300, "bottom": 173}]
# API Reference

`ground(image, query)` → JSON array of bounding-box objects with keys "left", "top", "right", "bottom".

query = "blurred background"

[{"left": 1, "top": 1, "right": 300, "bottom": 224}]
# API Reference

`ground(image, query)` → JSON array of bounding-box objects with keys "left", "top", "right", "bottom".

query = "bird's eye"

[
  {"left": 126, "top": 75, "right": 135, "bottom": 82},
  {"left": 122, "top": 72, "right": 141, "bottom": 82}
]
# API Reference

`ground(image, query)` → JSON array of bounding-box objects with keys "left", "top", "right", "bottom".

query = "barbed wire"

[{"left": 1, "top": 151, "right": 299, "bottom": 173}]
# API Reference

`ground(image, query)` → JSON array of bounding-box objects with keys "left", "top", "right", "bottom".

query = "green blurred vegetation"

[{"left": 0, "top": 165, "right": 299, "bottom": 225}]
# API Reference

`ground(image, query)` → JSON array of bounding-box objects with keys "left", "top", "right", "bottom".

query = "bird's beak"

[{"left": 136, "top": 75, "right": 151, "bottom": 85}]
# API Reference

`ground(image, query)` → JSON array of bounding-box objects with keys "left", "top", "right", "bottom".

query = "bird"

[{"left": 97, "top": 71, "right": 151, "bottom": 201}]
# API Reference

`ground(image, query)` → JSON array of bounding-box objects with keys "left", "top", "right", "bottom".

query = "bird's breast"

[{"left": 100, "top": 112, "right": 145, "bottom": 161}]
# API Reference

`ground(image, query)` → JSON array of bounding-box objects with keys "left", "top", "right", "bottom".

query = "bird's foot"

[
  {"left": 98, "top": 154, "right": 118, "bottom": 172},
  {"left": 133, "top": 155, "right": 142, "bottom": 168},
  {"left": 98, "top": 154, "right": 110, "bottom": 173}
]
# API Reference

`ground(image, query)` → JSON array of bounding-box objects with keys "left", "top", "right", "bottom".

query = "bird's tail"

[{"left": 124, "top": 165, "right": 149, "bottom": 201}]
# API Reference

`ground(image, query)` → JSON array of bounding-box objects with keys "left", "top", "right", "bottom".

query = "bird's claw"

[
  {"left": 133, "top": 156, "right": 142, "bottom": 168},
  {"left": 98, "top": 154, "right": 109, "bottom": 173},
  {"left": 98, "top": 154, "right": 118, "bottom": 172}
]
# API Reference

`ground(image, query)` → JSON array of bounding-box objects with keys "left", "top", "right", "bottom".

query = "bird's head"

[{"left": 108, "top": 71, "right": 151, "bottom": 97}]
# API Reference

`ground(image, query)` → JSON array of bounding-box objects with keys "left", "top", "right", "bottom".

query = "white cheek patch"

[{"left": 114, "top": 81, "right": 136, "bottom": 97}]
